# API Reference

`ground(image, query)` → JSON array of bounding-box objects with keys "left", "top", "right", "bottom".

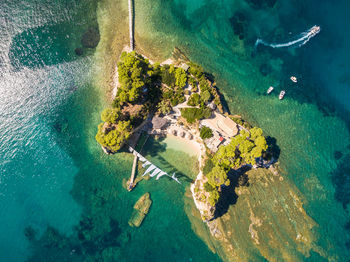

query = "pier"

[
  {"left": 128, "top": 146, "right": 181, "bottom": 184},
  {"left": 128, "top": 0, "right": 134, "bottom": 50},
  {"left": 127, "top": 154, "right": 138, "bottom": 191}
]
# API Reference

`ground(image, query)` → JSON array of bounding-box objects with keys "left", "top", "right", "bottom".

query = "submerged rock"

[
  {"left": 128, "top": 193, "right": 152, "bottom": 227},
  {"left": 188, "top": 168, "right": 330, "bottom": 261},
  {"left": 81, "top": 27, "right": 100, "bottom": 48}
]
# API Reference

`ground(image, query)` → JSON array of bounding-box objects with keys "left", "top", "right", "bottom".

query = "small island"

[{"left": 95, "top": 49, "right": 270, "bottom": 225}]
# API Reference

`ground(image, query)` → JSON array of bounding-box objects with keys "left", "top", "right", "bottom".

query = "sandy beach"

[{"left": 162, "top": 134, "right": 201, "bottom": 157}]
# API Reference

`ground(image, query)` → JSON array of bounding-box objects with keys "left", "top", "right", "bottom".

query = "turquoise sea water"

[
  {"left": 134, "top": 0, "right": 350, "bottom": 259},
  {"left": 1, "top": 0, "right": 350, "bottom": 261}
]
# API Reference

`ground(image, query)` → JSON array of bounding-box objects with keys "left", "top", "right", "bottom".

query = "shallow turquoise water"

[{"left": 1, "top": 0, "right": 350, "bottom": 261}]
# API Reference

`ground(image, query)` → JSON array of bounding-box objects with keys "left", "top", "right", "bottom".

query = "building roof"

[
  {"left": 151, "top": 116, "right": 169, "bottom": 130},
  {"left": 217, "top": 114, "right": 239, "bottom": 137},
  {"left": 180, "top": 63, "right": 190, "bottom": 71}
]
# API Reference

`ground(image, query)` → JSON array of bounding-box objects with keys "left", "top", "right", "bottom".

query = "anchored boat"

[
  {"left": 267, "top": 86, "right": 274, "bottom": 94},
  {"left": 279, "top": 90, "right": 286, "bottom": 100},
  {"left": 290, "top": 76, "right": 297, "bottom": 83}
]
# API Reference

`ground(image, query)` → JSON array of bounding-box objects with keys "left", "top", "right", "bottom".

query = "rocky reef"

[
  {"left": 187, "top": 168, "right": 330, "bottom": 261},
  {"left": 128, "top": 193, "right": 152, "bottom": 227}
]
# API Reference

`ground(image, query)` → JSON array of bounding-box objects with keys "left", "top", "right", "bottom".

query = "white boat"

[
  {"left": 267, "top": 86, "right": 274, "bottom": 94},
  {"left": 290, "top": 76, "right": 297, "bottom": 83},
  {"left": 279, "top": 90, "right": 286, "bottom": 100},
  {"left": 309, "top": 25, "right": 321, "bottom": 36}
]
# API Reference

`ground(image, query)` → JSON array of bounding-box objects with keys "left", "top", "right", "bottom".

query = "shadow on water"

[
  {"left": 9, "top": 21, "right": 99, "bottom": 70},
  {"left": 212, "top": 135, "right": 280, "bottom": 219},
  {"left": 213, "top": 165, "right": 251, "bottom": 219},
  {"left": 141, "top": 136, "right": 194, "bottom": 183},
  {"left": 330, "top": 148, "right": 350, "bottom": 253},
  {"left": 264, "top": 136, "right": 280, "bottom": 162},
  {"left": 331, "top": 151, "right": 350, "bottom": 209}
]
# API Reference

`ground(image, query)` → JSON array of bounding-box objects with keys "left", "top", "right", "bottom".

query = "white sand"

[{"left": 162, "top": 134, "right": 201, "bottom": 157}]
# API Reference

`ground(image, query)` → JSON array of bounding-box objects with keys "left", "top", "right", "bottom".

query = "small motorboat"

[
  {"left": 279, "top": 90, "right": 286, "bottom": 100},
  {"left": 267, "top": 86, "right": 274, "bottom": 94},
  {"left": 290, "top": 76, "right": 297, "bottom": 83}
]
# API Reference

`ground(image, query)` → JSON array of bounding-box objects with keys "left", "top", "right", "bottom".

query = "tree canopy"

[
  {"left": 202, "top": 127, "right": 268, "bottom": 207},
  {"left": 95, "top": 121, "right": 132, "bottom": 152},
  {"left": 213, "top": 127, "right": 268, "bottom": 168},
  {"left": 101, "top": 108, "right": 120, "bottom": 123},
  {"left": 200, "top": 126, "right": 213, "bottom": 139}
]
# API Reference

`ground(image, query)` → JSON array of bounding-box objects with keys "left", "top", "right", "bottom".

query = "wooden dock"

[
  {"left": 128, "top": 0, "right": 134, "bottom": 50},
  {"left": 127, "top": 154, "right": 138, "bottom": 191}
]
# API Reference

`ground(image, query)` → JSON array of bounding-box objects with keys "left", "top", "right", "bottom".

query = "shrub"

[
  {"left": 180, "top": 107, "right": 212, "bottom": 123},
  {"left": 170, "top": 90, "right": 186, "bottom": 106},
  {"left": 203, "top": 159, "right": 214, "bottom": 175},
  {"left": 200, "top": 126, "right": 213, "bottom": 140},
  {"left": 188, "top": 62, "right": 204, "bottom": 79},
  {"left": 207, "top": 190, "right": 220, "bottom": 206},
  {"left": 187, "top": 93, "right": 201, "bottom": 106},
  {"left": 203, "top": 182, "right": 214, "bottom": 192}
]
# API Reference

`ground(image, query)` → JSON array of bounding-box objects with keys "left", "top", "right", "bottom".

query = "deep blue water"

[{"left": 1, "top": 0, "right": 350, "bottom": 261}]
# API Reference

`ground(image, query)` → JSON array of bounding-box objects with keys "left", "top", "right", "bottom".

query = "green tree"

[
  {"left": 187, "top": 93, "right": 201, "bottom": 106},
  {"left": 188, "top": 62, "right": 204, "bottom": 79},
  {"left": 206, "top": 165, "right": 230, "bottom": 188},
  {"left": 95, "top": 121, "right": 132, "bottom": 152},
  {"left": 157, "top": 99, "right": 172, "bottom": 115},
  {"left": 250, "top": 127, "right": 263, "bottom": 140},
  {"left": 203, "top": 182, "right": 214, "bottom": 192},
  {"left": 201, "top": 90, "right": 211, "bottom": 103},
  {"left": 175, "top": 68, "right": 187, "bottom": 88},
  {"left": 180, "top": 107, "right": 212, "bottom": 123},
  {"left": 101, "top": 108, "right": 120, "bottom": 123},
  {"left": 207, "top": 190, "right": 220, "bottom": 206},
  {"left": 200, "top": 126, "right": 213, "bottom": 139}
]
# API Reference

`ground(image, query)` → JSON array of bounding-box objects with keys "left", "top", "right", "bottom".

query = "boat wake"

[{"left": 255, "top": 25, "right": 321, "bottom": 49}]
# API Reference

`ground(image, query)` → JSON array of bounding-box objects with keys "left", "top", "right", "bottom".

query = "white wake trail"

[{"left": 255, "top": 25, "right": 321, "bottom": 49}]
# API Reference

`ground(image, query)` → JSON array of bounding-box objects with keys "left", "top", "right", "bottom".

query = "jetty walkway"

[{"left": 128, "top": 0, "right": 134, "bottom": 50}]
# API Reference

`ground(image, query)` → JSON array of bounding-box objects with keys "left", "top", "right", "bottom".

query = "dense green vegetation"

[
  {"left": 187, "top": 93, "right": 201, "bottom": 106},
  {"left": 202, "top": 127, "right": 268, "bottom": 207},
  {"left": 188, "top": 62, "right": 204, "bottom": 79},
  {"left": 213, "top": 127, "right": 267, "bottom": 168},
  {"left": 95, "top": 120, "right": 132, "bottom": 152},
  {"left": 115, "top": 51, "right": 153, "bottom": 105},
  {"left": 180, "top": 107, "right": 212, "bottom": 124},
  {"left": 96, "top": 52, "right": 217, "bottom": 152},
  {"left": 200, "top": 126, "right": 213, "bottom": 139},
  {"left": 101, "top": 108, "right": 120, "bottom": 123},
  {"left": 96, "top": 52, "right": 226, "bottom": 154}
]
